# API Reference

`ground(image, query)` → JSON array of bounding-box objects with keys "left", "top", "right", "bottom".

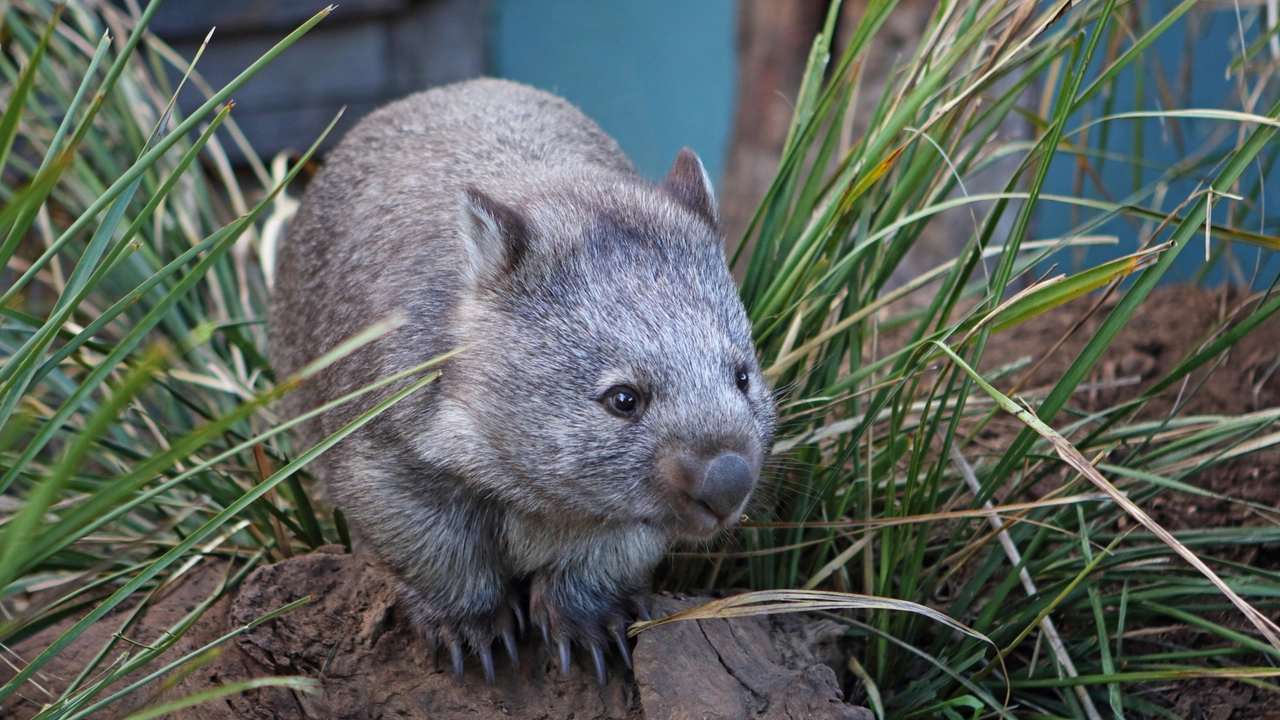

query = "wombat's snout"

[
  {"left": 699, "top": 453, "right": 755, "bottom": 520},
  {"left": 669, "top": 451, "right": 757, "bottom": 535}
]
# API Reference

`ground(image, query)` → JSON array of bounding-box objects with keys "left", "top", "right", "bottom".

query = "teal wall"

[
  {"left": 491, "top": 0, "right": 736, "bottom": 184},
  {"left": 1038, "top": 3, "right": 1280, "bottom": 287},
  {"left": 491, "top": 2, "right": 1275, "bottom": 289}
]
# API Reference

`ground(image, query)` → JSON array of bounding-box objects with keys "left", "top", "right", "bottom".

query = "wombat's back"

[
  {"left": 271, "top": 79, "right": 635, "bottom": 448},
  {"left": 271, "top": 80, "right": 775, "bottom": 682}
]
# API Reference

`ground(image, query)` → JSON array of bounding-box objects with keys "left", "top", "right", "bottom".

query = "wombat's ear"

[
  {"left": 661, "top": 148, "right": 720, "bottom": 231},
  {"left": 458, "top": 186, "right": 529, "bottom": 289}
]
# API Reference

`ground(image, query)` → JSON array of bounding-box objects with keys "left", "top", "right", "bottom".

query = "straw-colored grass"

[{"left": 2, "top": 0, "right": 1279, "bottom": 717}]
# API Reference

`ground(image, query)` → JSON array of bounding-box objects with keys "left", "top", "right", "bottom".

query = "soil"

[
  {"left": 976, "top": 284, "right": 1280, "bottom": 535},
  {"left": 980, "top": 284, "right": 1280, "bottom": 418},
  {"left": 1, "top": 548, "right": 871, "bottom": 720},
  {"left": 4, "top": 284, "right": 1277, "bottom": 719},
  {"left": 975, "top": 283, "right": 1280, "bottom": 718}
]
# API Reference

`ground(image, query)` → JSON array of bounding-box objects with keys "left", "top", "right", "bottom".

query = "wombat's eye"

[
  {"left": 735, "top": 370, "right": 750, "bottom": 393},
  {"left": 602, "top": 385, "right": 642, "bottom": 418}
]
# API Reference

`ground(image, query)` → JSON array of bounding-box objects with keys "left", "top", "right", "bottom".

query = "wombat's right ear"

[
  {"left": 661, "top": 148, "right": 720, "bottom": 231},
  {"left": 458, "top": 186, "right": 529, "bottom": 289}
]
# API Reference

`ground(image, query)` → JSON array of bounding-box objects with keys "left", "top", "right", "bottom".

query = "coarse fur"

[{"left": 271, "top": 78, "right": 775, "bottom": 681}]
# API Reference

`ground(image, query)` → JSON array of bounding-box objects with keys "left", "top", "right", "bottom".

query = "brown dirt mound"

[
  {"left": 975, "top": 284, "right": 1280, "bottom": 535},
  {"left": 3, "top": 547, "right": 870, "bottom": 720},
  {"left": 979, "top": 283, "right": 1280, "bottom": 418}
]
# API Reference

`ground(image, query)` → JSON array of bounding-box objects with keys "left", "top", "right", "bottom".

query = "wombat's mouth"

[
  {"left": 669, "top": 490, "right": 751, "bottom": 540},
  {"left": 657, "top": 450, "right": 758, "bottom": 539},
  {"left": 675, "top": 497, "right": 737, "bottom": 535}
]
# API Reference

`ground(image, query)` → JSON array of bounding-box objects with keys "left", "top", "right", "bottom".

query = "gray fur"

[{"left": 271, "top": 78, "right": 775, "bottom": 673}]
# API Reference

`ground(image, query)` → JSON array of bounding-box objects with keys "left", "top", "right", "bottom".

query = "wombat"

[{"left": 271, "top": 78, "right": 776, "bottom": 686}]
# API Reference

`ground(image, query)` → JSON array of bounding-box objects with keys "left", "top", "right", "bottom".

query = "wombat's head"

[{"left": 434, "top": 149, "right": 775, "bottom": 540}]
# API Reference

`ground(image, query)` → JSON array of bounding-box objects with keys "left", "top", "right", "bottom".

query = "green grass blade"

[
  {"left": 0, "top": 5, "right": 61, "bottom": 175},
  {"left": 0, "top": 4, "right": 334, "bottom": 309},
  {"left": 0, "top": 364, "right": 439, "bottom": 701}
]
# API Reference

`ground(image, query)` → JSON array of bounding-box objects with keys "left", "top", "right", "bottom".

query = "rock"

[{"left": 634, "top": 595, "right": 871, "bottom": 720}]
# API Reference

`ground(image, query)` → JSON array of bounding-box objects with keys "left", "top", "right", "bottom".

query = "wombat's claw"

[
  {"left": 426, "top": 634, "right": 440, "bottom": 669},
  {"left": 511, "top": 600, "right": 527, "bottom": 635},
  {"left": 557, "top": 639, "right": 573, "bottom": 677},
  {"left": 434, "top": 627, "right": 521, "bottom": 685},
  {"left": 479, "top": 646, "right": 496, "bottom": 685},
  {"left": 502, "top": 628, "right": 521, "bottom": 671},
  {"left": 530, "top": 578, "right": 642, "bottom": 684},
  {"left": 400, "top": 581, "right": 520, "bottom": 684},
  {"left": 448, "top": 636, "right": 466, "bottom": 686},
  {"left": 611, "top": 625, "right": 632, "bottom": 670},
  {"left": 632, "top": 599, "right": 652, "bottom": 622},
  {"left": 588, "top": 641, "right": 608, "bottom": 686}
]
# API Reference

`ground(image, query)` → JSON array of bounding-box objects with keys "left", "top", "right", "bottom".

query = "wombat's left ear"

[
  {"left": 662, "top": 148, "right": 720, "bottom": 231},
  {"left": 458, "top": 186, "right": 529, "bottom": 290}
]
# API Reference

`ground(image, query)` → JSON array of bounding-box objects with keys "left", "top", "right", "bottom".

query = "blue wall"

[
  {"left": 491, "top": 0, "right": 736, "bottom": 184},
  {"left": 1038, "top": 3, "right": 1279, "bottom": 287},
  {"left": 490, "top": 2, "right": 1276, "bottom": 288}
]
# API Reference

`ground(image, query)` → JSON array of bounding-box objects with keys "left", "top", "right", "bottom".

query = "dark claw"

[
  {"left": 558, "top": 639, "right": 572, "bottom": 677},
  {"left": 511, "top": 601, "right": 526, "bottom": 635},
  {"left": 539, "top": 618, "right": 551, "bottom": 646},
  {"left": 589, "top": 641, "right": 607, "bottom": 686},
  {"left": 612, "top": 626, "right": 632, "bottom": 669},
  {"left": 448, "top": 637, "right": 465, "bottom": 686},
  {"left": 503, "top": 628, "right": 520, "bottom": 671},
  {"left": 634, "top": 601, "right": 652, "bottom": 622},
  {"left": 426, "top": 633, "right": 440, "bottom": 670},
  {"left": 480, "top": 645, "right": 496, "bottom": 686}
]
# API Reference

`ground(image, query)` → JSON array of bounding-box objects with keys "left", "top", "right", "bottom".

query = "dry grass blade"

[
  {"left": 747, "top": 493, "right": 1113, "bottom": 531},
  {"left": 627, "top": 589, "right": 989, "bottom": 647},
  {"left": 950, "top": 446, "right": 1102, "bottom": 720},
  {"left": 802, "top": 534, "right": 874, "bottom": 590},
  {"left": 932, "top": 340, "right": 1280, "bottom": 652}
]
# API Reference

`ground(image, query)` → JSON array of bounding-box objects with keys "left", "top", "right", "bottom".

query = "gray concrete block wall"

[{"left": 155, "top": 0, "right": 487, "bottom": 162}]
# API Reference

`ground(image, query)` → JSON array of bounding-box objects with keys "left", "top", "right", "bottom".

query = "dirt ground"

[
  {"left": 0, "top": 548, "right": 870, "bottom": 720},
  {"left": 978, "top": 283, "right": 1280, "bottom": 534},
  {"left": 3, "top": 284, "right": 1278, "bottom": 718},
  {"left": 978, "top": 283, "right": 1280, "bottom": 718}
]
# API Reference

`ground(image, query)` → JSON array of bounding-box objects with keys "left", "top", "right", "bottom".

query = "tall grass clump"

[
  {"left": 0, "top": 2, "right": 411, "bottom": 716},
  {"left": 652, "top": 0, "right": 1280, "bottom": 716},
  {"left": 2, "top": 0, "right": 1280, "bottom": 718}
]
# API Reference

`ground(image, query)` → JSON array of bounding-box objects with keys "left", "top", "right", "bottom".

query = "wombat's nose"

[{"left": 696, "top": 453, "right": 755, "bottom": 520}]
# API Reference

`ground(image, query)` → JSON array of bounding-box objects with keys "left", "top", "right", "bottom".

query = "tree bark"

[
  {"left": 721, "top": 0, "right": 973, "bottom": 288},
  {"left": 720, "top": 0, "right": 829, "bottom": 272}
]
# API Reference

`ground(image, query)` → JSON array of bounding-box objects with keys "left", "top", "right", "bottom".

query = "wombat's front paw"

[
  {"left": 397, "top": 581, "right": 522, "bottom": 686},
  {"left": 529, "top": 575, "right": 647, "bottom": 685}
]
